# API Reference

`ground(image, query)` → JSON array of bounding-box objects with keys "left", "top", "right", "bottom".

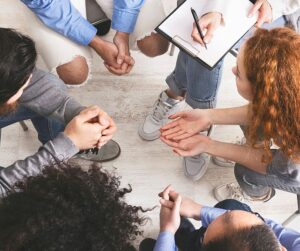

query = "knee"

[
  {"left": 56, "top": 56, "right": 89, "bottom": 85},
  {"left": 137, "top": 33, "right": 170, "bottom": 57},
  {"left": 234, "top": 163, "right": 244, "bottom": 179}
]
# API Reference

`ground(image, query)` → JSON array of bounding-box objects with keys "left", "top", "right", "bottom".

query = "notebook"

[{"left": 156, "top": 0, "right": 257, "bottom": 70}]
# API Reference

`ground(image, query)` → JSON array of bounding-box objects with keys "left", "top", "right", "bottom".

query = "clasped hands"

[
  {"left": 158, "top": 185, "right": 202, "bottom": 234},
  {"left": 90, "top": 31, "right": 134, "bottom": 76},
  {"left": 64, "top": 106, "right": 117, "bottom": 150}
]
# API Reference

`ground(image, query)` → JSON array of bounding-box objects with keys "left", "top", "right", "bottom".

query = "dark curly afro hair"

[{"left": 0, "top": 164, "right": 147, "bottom": 251}]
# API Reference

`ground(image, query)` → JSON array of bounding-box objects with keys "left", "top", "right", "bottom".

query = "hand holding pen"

[{"left": 191, "top": 9, "right": 222, "bottom": 47}]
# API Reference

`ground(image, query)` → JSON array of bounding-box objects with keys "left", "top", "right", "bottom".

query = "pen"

[{"left": 191, "top": 7, "right": 207, "bottom": 49}]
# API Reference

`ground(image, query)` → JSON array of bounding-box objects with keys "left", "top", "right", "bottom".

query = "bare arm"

[
  {"left": 161, "top": 135, "right": 267, "bottom": 174},
  {"left": 161, "top": 105, "right": 250, "bottom": 140}
]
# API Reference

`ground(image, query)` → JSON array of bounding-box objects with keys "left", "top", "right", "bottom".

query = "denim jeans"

[
  {"left": 165, "top": 17, "right": 287, "bottom": 110},
  {"left": 175, "top": 199, "right": 254, "bottom": 251},
  {"left": 234, "top": 149, "right": 300, "bottom": 198},
  {"left": 0, "top": 105, "right": 65, "bottom": 144}
]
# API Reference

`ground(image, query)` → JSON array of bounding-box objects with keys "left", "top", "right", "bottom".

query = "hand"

[
  {"left": 64, "top": 106, "right": 106, "bottom": 150},
  {"left": 160, "top": 134, "right": 211, "bottom": 157},
  {"left": 113, "top": 31, "right": 135, "bottom": 69},
  {"left": 159, "top": 187, "right": 202, "bottom": 220},
  {"left": 160, "top": 109, "right": 212, "bottom": 141},
  {"left": 96, "top": 110, "right": 117, "bottom": 148},
  {"left": 159, "top": 185, "right": 182, "bottom": 234},
  {"left": 89, "top": 36, "right": 132, "bottom": 75},
  {"left": 248, "top": 0, "right": 273, "bottom": 27},
  {"left": 191, "top": 12, "right": 222, "bottom": 46}
]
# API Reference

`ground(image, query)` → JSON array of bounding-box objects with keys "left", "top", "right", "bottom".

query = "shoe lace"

[
  {"left": 151, "top": 97, "right": 173, "bottom": 123},
  {"left": 78, "top": 148, "right": 99, "bottom": 155},
  {"left": 227, "top": 183, "right": 246, "bottom": 202}
]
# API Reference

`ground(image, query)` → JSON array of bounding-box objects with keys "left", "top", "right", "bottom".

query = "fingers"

[
  {"left": 173, "top": 132, "right": 192, "bottom": 141},
  {"left": 124, "top": 55, "right": 135, "bottom": 66},
  {"left": 203, "top": 23, "right": 217, "bottom": 44},
  {"left": 78, "top": 106, "right": 100, "bottom": 122},
  {"left": 256, "top": 11, "right": 266, "bottom": 27},
  {"left": 99, "top": 115, "right": 110, "bottom": 128},
  {"left": 116, "top": 43, "right": 126, "bottom": 65},
  {"left": 165, "top": 131, "right": 187, "bottom": 140},
  {"left": 248, "top": 0, "right": 263, "bottom": 17},
  {"left": 172, "top": 195, "right": 182, "bottom": 214},
  {"left": 191, "top": 23, "right": 205, "bottom": 46},
  {"left": 161, "top": 120, "right": 179, "bottom": 131},
  {"left": 161, "top": 185, "right": 172, "bottom": 200},
  {"left": 160, "top": 198, "right": 174, "bottom": 209},
  {"left": 160, "top": 136, "right": 180, "bottom": 148},
  {"left": 160, "top": 127, "right": 181, "bottom": 137},
  {"left": 105, "top": 63, "right": 131, "bottom": 76},
  {"left": 169, "top": 111, "right": 186, "bottom": 120}
]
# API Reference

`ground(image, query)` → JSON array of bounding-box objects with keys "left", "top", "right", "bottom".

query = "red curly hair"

[{"left": 244, "top": 27, "right": 300, "bottom": 162}]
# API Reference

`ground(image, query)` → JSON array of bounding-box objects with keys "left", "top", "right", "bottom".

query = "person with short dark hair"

[
  {"left": 0, "top": 164, "right": 146, "bottom": 251},
  {"left": 139, "top": 186, "right": 300, "bottom": 251},
  {"left": 0, "top": 27, "right": 118, "bottom": 192}
]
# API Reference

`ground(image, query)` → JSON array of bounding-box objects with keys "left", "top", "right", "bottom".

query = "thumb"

[
  {"left": 203, "top": 23, "right": 217, "bottom": 44},
  {"left": 172, "top": 195, "right": 182, "bottom": 214},
  {"left": 117, "top": 44, "right": 126, "bottom": 65},
  {"left": 160, "top": 198, "right": 174, "bottom": 209},
  {"left": 248, "top": 1, "right": 263, "bottom": 17},
  {"left": 99, "top": 115, "right": 110, "bottom": 128},
  {"left": 78, "top": 107, "right": 100, "bottom": 123}
]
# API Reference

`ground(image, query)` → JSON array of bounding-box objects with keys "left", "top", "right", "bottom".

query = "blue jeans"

[
  {"left": 0, "top": 105, "right": 64, "bottom": 144},
  {"left": 166, "top": 17, "right": 287, "bottom": 109},
  {"left": 175, "top": 199, "right": 254, "bottom": 251}
]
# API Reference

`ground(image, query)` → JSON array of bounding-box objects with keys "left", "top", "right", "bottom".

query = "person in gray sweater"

[{"left": 0, "top": 28, "right": 117, "bottom": 196}]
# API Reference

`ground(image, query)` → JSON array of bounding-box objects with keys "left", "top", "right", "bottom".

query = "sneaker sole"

[
  {"left": 212, "top": 156, "right": 235, "bottom": 167},
  {"left": 75, "top": 140, "right": 121, "bottom": 163}
]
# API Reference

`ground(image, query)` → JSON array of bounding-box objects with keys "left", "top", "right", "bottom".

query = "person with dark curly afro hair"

[{"left": 0, "top": 164, "right": 147, "bottom": 251}]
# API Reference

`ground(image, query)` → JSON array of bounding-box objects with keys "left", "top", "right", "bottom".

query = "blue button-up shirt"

[
  {"left": 22, "top": 0, "right": 145, "bottom": 46},
  {"left": 154, "top": 206, "right": 300, "bottom": 251}
]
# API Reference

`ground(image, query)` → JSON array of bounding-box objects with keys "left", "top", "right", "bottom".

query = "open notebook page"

[{"left": 158, "top": 0, "right": 257, "bottom": 68}]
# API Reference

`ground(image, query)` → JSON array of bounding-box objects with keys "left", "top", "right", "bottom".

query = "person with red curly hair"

[{"left": 160, "top": 27, "right": 300, "bottom": 202}]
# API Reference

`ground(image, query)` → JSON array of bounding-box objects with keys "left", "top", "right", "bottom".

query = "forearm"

[
  {"left": 208, "top": 104, "right": 250, "bottom": 126},
  {"left": 0, "top": 133, "right": 78, "bottom": 198},
  {"left": 154, "top": 232, "right": 178, "bottom": 251},
  {"left": 206, "top": 140, "right": 267, "bottom": 174},
  {"left": 22, "top": 0, "right": 96, "bottom": 45}
]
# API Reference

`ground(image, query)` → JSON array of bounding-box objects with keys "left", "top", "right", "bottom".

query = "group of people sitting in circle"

[{"left": 0, "top": 0, "right": 299, "bottom": 250}]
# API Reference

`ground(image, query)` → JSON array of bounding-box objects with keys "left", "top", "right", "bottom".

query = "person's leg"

[
  {"left": 14, "top": 0, "right": 93, "bottom": 86},
  {"left": 0, "top": 106, "right": 64, "bottom": 144},
  {"left": 96, "top": 0, "right": 170, "bottom": 56},
  {"left": 166, "top": 52, "right": 224, "bottom": 110}
]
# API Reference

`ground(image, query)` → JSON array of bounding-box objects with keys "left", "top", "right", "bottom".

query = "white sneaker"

[
  {"left": 138, "top": 91, "right": 185, "bottom": 141},
  {"left": 214, "top": 182, "right": 275, "bottom": 202},
  {"left": 183, "top": 127, "right": 213, "bottom": 181},
  {"left": 212, "top": 137, "right": 246, "bottom": 167},
  {"left": 183, "top": 153, "right": 210, "bottom": 181}
]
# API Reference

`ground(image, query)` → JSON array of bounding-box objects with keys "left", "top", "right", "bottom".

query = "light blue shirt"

[
  {"left": 22, "top": 0, "right": 145, "bottom": 46},
  {"left": 154, "top": 206, "right": 300, "bottom": 251}
]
